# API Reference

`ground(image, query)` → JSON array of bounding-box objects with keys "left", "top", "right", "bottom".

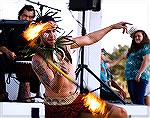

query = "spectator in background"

[
  {"left": 125, "top": 29, "right": 150, "bottom": 105},
  {"left": 100, "top": 48, "right": 126, "bottom": 102},
  {"left": 128, "top": 27, "right": 150, "bottom": 105}
]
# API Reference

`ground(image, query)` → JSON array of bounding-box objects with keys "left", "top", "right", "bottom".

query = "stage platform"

[{"left": 0, "top": 102, "right": 149, "bottom": 118}]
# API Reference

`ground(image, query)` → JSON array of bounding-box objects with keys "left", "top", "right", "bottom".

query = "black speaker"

[
  {"left": 92, "top": 0, "right": 101, "bottom": 11},
  {"left": 69, "top": 0, "right": 101, "bottom": 11}
]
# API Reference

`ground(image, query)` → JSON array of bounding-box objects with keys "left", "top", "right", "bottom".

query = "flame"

[
  {"left": 22, "top": 21, "right": 56, "bottom": 47},
  {"left": 82, "top": 92, "right": 107, "bottom": 115}
]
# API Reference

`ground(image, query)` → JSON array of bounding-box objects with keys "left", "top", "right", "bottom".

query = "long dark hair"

[{"left": 127, "top": 30, "right": 150, "bottom": 57}]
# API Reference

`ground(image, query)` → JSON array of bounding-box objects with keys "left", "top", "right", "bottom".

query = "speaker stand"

[{"left": 75, "top": 11, "right": 126, "bottom": 104}]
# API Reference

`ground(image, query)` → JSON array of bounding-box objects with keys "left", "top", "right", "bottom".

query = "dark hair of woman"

[{"left": 127, "top": 30, "right": 150, "bottom": 57}]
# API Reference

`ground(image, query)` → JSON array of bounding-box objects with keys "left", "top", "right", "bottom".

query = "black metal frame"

[{"left": 75, "top": 11, "right": 126, "bottom": 104}]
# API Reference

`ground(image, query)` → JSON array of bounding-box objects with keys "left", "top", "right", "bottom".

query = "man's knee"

[{"left": 109, "top": 106, "right": 128, "bottom": 118}]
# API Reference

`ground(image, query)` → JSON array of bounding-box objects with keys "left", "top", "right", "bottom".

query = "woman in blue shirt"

[{"left": 125, "top": 30, "right": 150, "bottom": 105}]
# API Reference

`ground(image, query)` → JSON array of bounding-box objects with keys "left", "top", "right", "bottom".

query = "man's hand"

[
  {"left": 119, "top": 90, "right": 126, "bottom": 100},
  {"left": 0, "top": 46, "right": 16, "bottom": 60},
  {"left": 6, "top": 50, "right": 16, "bottom": 60},
  {"left": 111, "top": 21, "right": 133, "bottom": 34}
]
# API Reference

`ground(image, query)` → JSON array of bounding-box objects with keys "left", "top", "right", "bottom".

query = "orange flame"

[
  {"left": 22, "top": 21, "right": 56, "bottom": 47},
  {"left": 82, "top": 92, "right": 107, "bottom": 115}
]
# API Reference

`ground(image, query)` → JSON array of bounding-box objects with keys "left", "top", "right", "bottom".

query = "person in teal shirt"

[
  {"left": 100, "top": 49, "right": 126, "bottom": 102},
  {"left": 125, "top": 30, "right": 150, "bottom": 105}
]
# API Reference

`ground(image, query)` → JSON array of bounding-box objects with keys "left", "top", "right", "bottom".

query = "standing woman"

[{"left": 125, "top": 30, "right": 150, "bottom": 105}]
